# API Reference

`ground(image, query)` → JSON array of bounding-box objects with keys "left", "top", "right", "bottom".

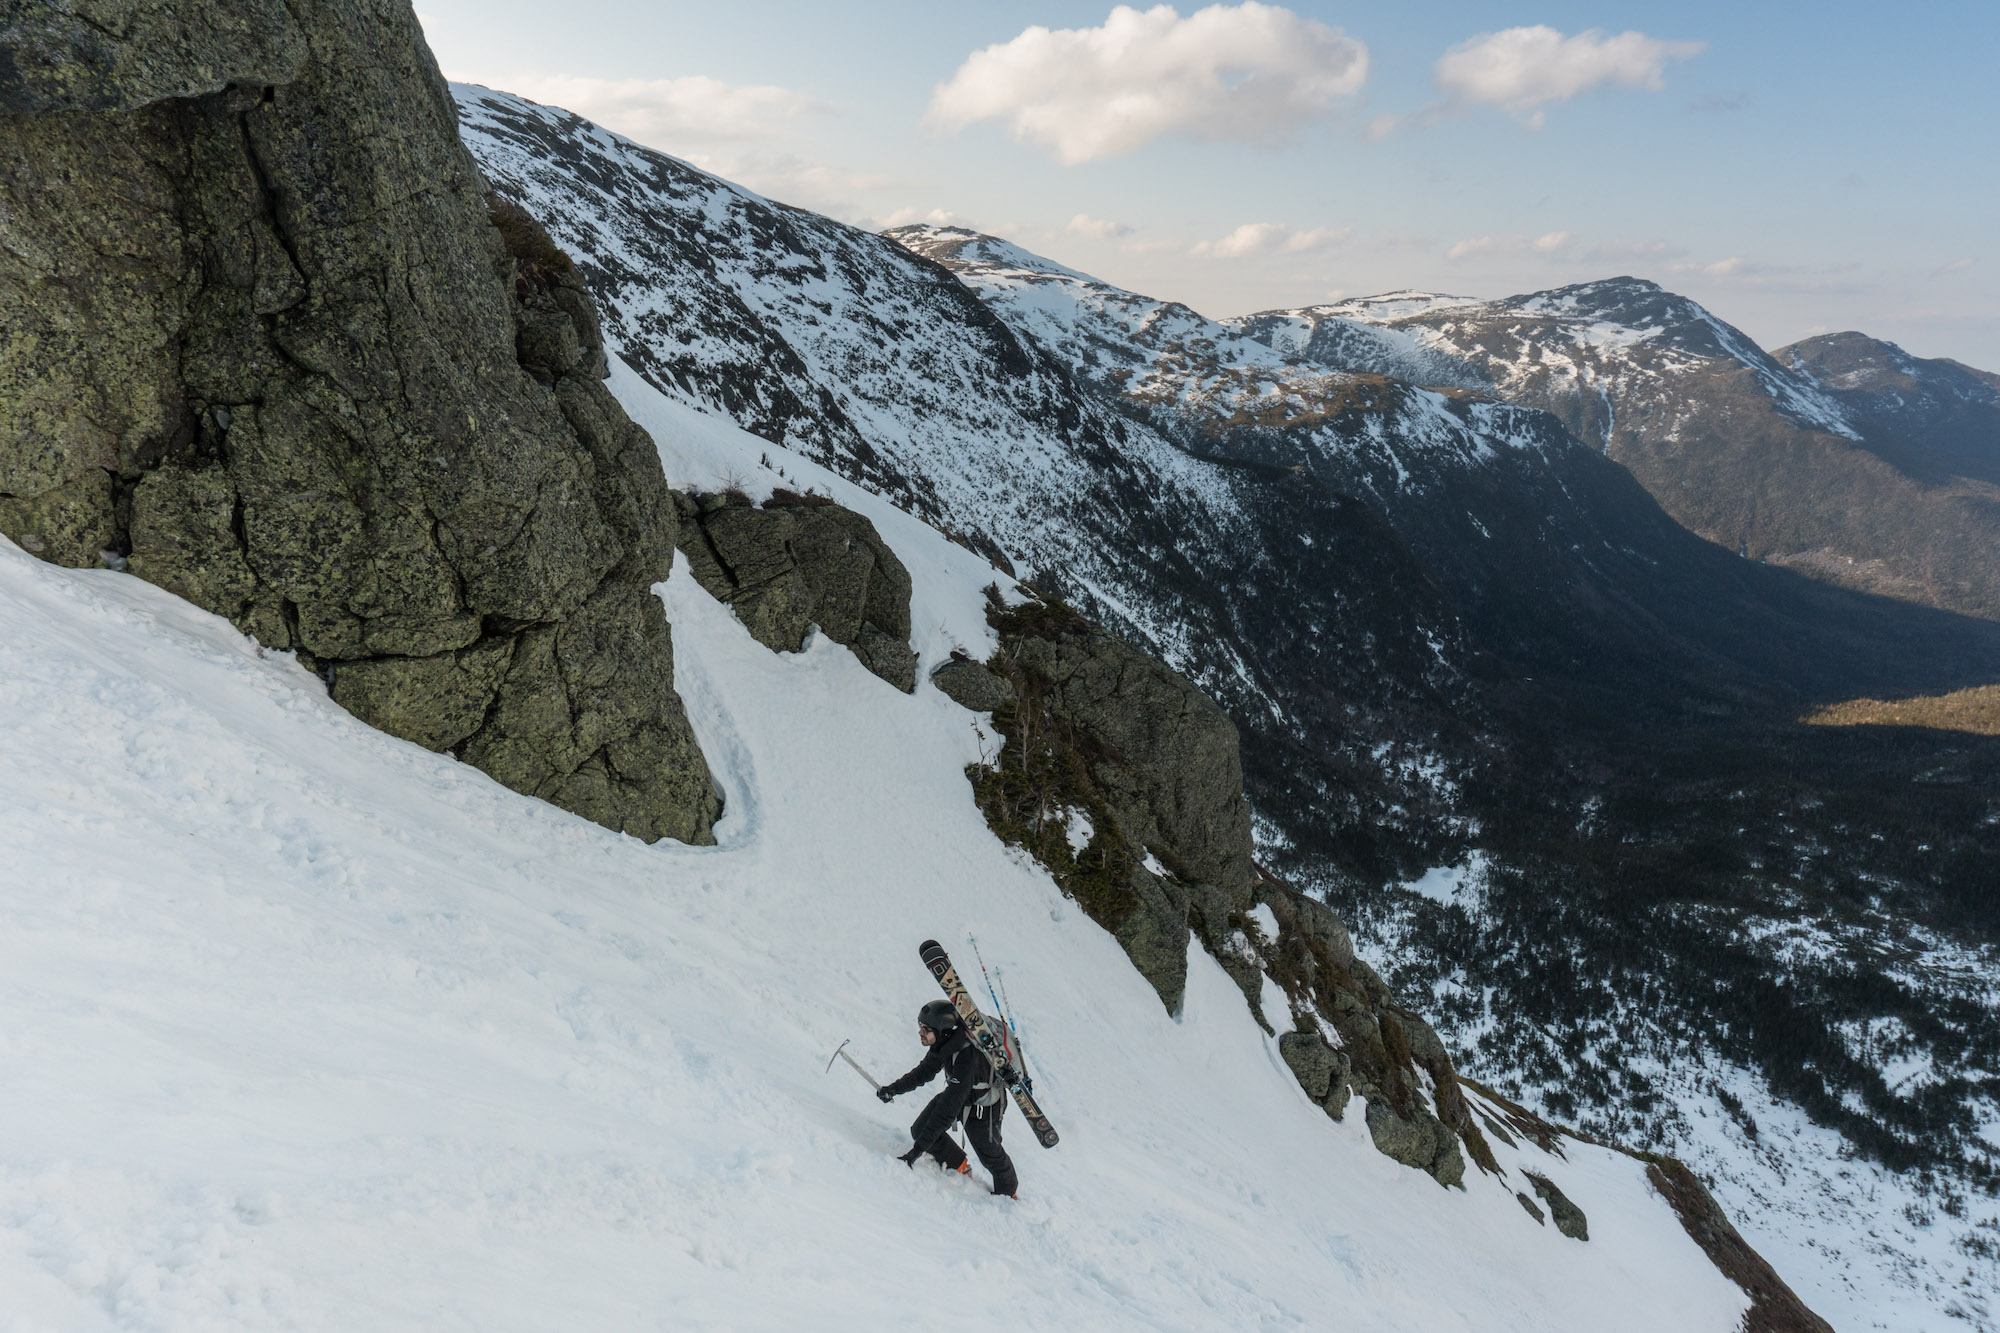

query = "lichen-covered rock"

[
  {"left": 1267, "top": 889, "right": 1356, "bottom": 971},
  {"left": 1365, "top": 1097, "right": 1466, "bottom": 1188},
  {"left": 1517, "top": 1191, "right": 1546, "bottom": 1225},
  {"left": 1526, "top": 1172, "right": 1589, "bottom": 1240},
  {"left": 1291, "top": 1034, "right": 1356, "bottom": 1120},
  {"left": 0, "top": 0, "right": 718, "bottom": 844},
  {"left": 852, "top": 625, "right": 918, "bottom": 693},
  {"left": 1003, "top": 626, "right": 1257, "bottom": 915},
  {"left": 930, "top": 657, "right": 1015, "bottom": 712},
  {"left": 673, "top": 491, "right": 918, "bottom": 692},
  {"left": 1278, "top": 1031, "right": 1335, "bottom": 1101},
  {"left": 1112, "top": 865, "right": 1191, "bottom": 1012}
]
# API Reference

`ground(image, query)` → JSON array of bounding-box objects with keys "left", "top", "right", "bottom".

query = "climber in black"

[{"left": 878, "top": 999, "right": 1019, "bottom": 1197}]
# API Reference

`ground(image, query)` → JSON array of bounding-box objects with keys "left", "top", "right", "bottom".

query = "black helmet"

[{"left": 917, "top": 1000, "right": 959, "bottom": 1033}]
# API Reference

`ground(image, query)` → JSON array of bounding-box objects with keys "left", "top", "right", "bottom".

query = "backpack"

[{"left": 969, "top": 1011, "right": 1019, "bottom": 1109}]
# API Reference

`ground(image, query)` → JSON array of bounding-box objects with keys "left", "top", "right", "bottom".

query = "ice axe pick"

[{"left": 825, "top": 1039, "right": 882, "bottom": 1090}]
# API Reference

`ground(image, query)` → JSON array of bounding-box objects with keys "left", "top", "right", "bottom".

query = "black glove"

[
  {"left": 876, "top": 1086, "right": 895, "bottom": 1103},
  {"left": 898, "top": 1145, "right": 924, "bottom": 1168}
]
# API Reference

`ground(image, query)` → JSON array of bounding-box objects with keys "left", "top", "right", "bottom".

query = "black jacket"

[{"left": 884, "top": 1027, "right": 990, "bottom": 1151}]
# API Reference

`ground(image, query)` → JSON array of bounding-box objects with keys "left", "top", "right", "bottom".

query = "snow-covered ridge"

[
  {"left": 0, "top": 370, "right": 1755, "bottom": 1329},
  {"left": 889, "top": 222, "right": 1499, "bottom": 421},
  {"left": 1275, "top": 275, "right": 1859, "bottom": 445}
]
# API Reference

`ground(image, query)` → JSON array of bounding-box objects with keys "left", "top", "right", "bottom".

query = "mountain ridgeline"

[
  {"left": 455, "top": 88, "right": 2000, "bottom": 1319},
  {"left": 1276, "top": 282, "right": 2000, "bottom": 621}
]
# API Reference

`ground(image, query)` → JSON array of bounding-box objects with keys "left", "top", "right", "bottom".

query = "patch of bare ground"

[{"left": 1803, "top": 684, "right": 2000, "bottom": 736}]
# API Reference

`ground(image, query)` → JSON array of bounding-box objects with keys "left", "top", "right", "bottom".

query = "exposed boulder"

[
  {"left": 0, "top": 0, "right": 718, "bottom": 843},
  {"left": 930, "top": 656, "right": 1015, "bottom": 712},
  {"left": 1263, "top": 872, "right": 1494, "bottom": 1185},
  {"left": 673, "top": 490, "right": 918, "bottom": 692},
  {"left": 1524, "top": 1171, "right": 1589, "bottom": 1241},
  {"left": 1365, "top": 1097, "right": 1467, "bottom": 1188},
  {"left": 0, "top": 0, "right": 308, "bottom": 114},
  {"left": 1002, "top": 617, "right": 1257, "bottom": 914},
  {"left": 1277, "top": 1030, "right": 1354, "bottom": 1121}
]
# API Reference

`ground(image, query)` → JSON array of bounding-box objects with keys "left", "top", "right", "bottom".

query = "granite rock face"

[
  {"left": 1261, "top": 882, "right": 1487, "bottom": 1187},
  {"left": 975, "top": 597, "right": 1483, "bottom": 1186},
  {"left": 929, "top": 656, "right": 1015, "bottom": 713},
  {"left": 673, "top": 491, "right": 918, "bottom": 692},
  {"left": 981, "top": 606, "right": 1257, "bottom": 1011},
  {"left": 1006, "top": 626, "right": 1258, "bottom": 911},
  {"left": 0, "top": 0, "right": 717, "bottom": 844},
  {"left": 1525, "top": 1171, "right": 1589, "bottom": 1241}
]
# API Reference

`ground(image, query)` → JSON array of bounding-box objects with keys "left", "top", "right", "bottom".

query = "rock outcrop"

[
  {"left": 1524, "top": 1171, "right": 1589, "bottom": 1241},
  {"left": 962, "top": 593, "right": 1254, "bottom": 1012},
  {"left": 959, "top": 589, "right": 1482, "bottom": 1186},
  {"left": 929, "top": 656, "right": 1015, "bottom": 713},
  {"left": 672, "top": 490, "right": 918, "bottom": 691},
  {"left": 0, "top": 0, "right": 717, "bottom": 843}
]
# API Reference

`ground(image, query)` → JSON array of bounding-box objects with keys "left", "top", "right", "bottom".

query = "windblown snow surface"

[{"left": 0, "top": 366, "right": 1748, "bottom": 1331}]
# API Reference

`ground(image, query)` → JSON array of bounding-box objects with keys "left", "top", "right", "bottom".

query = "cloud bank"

[
  {"left": 1435, "top": 26, "right": 1703, "bottom": 126},
  {"left": 490, "top": 73, "right": 828, "bottom": 147},
  {"left": 1067, "top": 214, "right": 1134, "bottom": 240},
  {"left": 1193, "top": 222, "right": 1350, "bottom": 258},
  {"left": 930, "top": 3, "right": 1368, "bottom": 164}
]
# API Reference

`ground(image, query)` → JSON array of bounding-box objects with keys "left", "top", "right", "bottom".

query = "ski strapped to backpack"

[{"left": 919, "top": 939, "right": 1060, "bottom": 1149}]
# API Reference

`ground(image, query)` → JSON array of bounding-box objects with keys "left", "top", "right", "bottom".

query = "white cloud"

[
  {"left": 1936, "top": 257, "right": 1978, "bottom": 276},
  {"left": 1067, "top": 213, "right": 1134, "bottom": 240},
  {"left": 1445, "top": 231, "right": 1574, "bottom": 261},
  {"left": 1669, "top": 256, "right": 1865, "bottom": 295},
  {"left": 929, "top": 3, "right": 1368, "bottom": 164},
  {"left": 1193, "top": 221, "right": 1350, "bottom": 258},
  {"left": 453, "top": 72, "right": 895, "bottom": 212},
  {"left": 1434, "top": 26, "right": 1703, "bottom": 125},
  {"left": 1282, "top": 226, "right": 1351, "bottom": 253},
  {"left": 483, "top": 73, "right": 828, "bottom": 147},
  {"left": 878, "top": 207, "right": 974, "bottom": 230}
]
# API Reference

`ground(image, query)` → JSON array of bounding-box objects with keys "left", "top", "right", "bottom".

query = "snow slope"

[
  {"left": 0, "top": 368, "right": 1748, "bottom": 1330},
  {"left": 448, "top": 91, "right": 1994, "bottom": 1331}
]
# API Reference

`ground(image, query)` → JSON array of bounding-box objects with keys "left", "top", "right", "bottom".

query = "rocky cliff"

[
  {"left": 673, "top": 488, "right": 919, "bottom": 692},
  {"left": 940, "top": 589, "right": 1477, "bottom": 1187},
  {"left": 0, "top": 0, "right": 717, "bottom": 842}
]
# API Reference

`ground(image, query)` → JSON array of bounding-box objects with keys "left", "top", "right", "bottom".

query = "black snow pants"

[{"left": 925, "top": 1094, "right": 1018, "bottom": 1196}]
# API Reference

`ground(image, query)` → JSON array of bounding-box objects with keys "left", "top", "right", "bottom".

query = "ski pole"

[
  {"left": 968, "top": 934, "right": 1033, "bottom": 1092},
  {"left": 825, "top": 1039, "right": 882, "bottom": 1090},
  {"left": 968, "top": 934, "right": 1008, "bottom": 1020},
  {"left": 995, "top": 964, "right": 1034, "bottom": 1089}
]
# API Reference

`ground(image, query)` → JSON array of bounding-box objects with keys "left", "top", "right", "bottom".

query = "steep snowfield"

[{"left": 0, "top": 368, "right": 1749, "bottom": 1330}]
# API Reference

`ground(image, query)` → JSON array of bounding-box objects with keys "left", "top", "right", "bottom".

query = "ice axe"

[{"left": 825, "top": 1039, "right": 882, "bottom": 1091}]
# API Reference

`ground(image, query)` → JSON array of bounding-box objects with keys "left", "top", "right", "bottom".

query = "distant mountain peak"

[{"left": 882, "top": 223, "right": 1106, "bottom": 286}]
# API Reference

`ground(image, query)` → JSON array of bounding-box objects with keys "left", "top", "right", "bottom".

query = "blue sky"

[{"left": 421, "top": 1, "right": 2000, "bottom": 366}]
